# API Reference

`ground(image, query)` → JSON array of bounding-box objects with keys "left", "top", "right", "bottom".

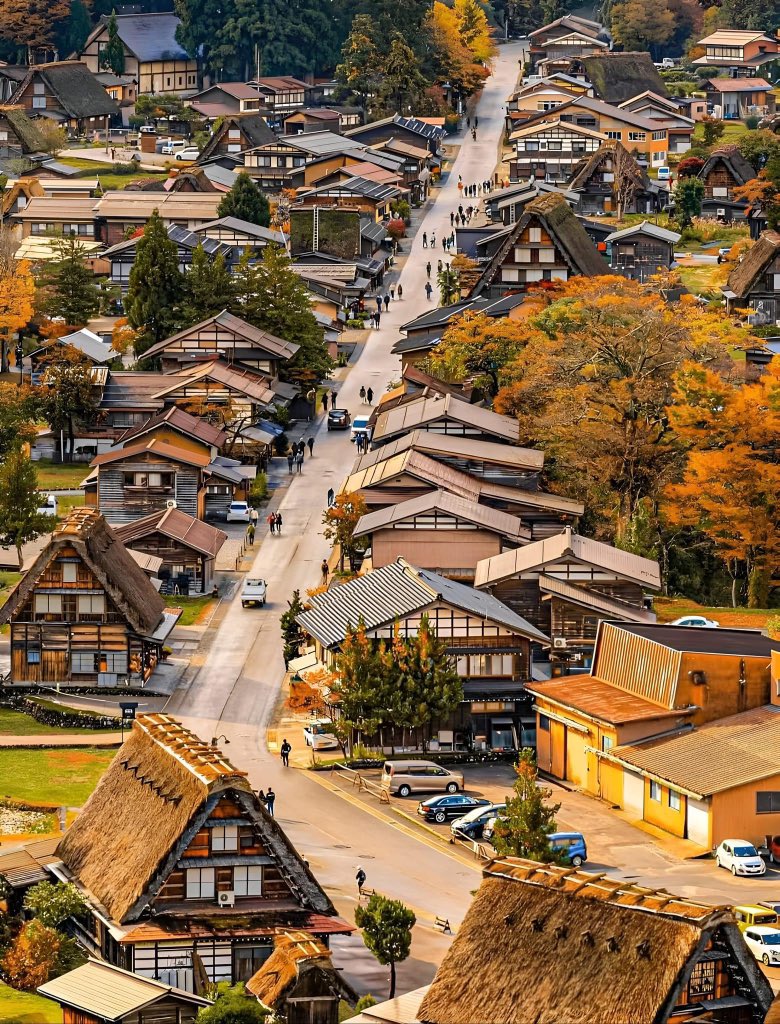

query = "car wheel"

[
  {"left": 764, "top": 954, "right": 770, "bottom": 966},
  {"left": 772, "top": 853, "right": 778, "bottom": 865},
  {"left": 731, "top": 865, "right": 737, "bottom": 876},
  {"left": 434, "top": 811, "right": 447, "bottom": 823},
  {"left": 446, "top": 782, "right": 459, "bottom": 794},
  {"left": 715, "top": 857, "right": 721, "bottom": 869},
  {"left": 398, "top": 785, "right": 411, "bottom": 798},
  {"left": 571, "top": 855, "right": 583, "bottom": 867}
]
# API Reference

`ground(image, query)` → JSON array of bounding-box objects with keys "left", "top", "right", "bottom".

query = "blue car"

[{"left": 550, "top": 831, "right": 587, "bottom": 867}]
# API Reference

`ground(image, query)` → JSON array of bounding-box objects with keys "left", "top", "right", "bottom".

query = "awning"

[
  {"left": 289, "top": 650, "right": 319, "bottom": 673},
  {"left": 145, "top": 609, "right": 181, "bottom": 643},
  {"left": 463, "top": 680, "right": 526, "bottom": 701}
]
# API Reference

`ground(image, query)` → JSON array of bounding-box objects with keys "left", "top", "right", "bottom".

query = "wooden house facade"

[
  {"left": 697, "top": 147, "right": 756, "bottom": 222},
  {"left": 47, "top": 715, "right": 351, "bottom": 989},
  {"left": 10, "top": 61, "right": 118, "bottom": 134},
  {"left": 605, "top": 221, "right": 681, "bottom": 278},
  {"left": 568, "top": 140, "right": 658, "bottom": 216},
  {"left": 475, "top": 528, "right": 661, "bottom": 671},
  {"left": 724, "top": 229, "right": 780, "bottom": 324},
  {"left": 508, "top": 120, "right": 605, "bottom": 183},
  {"left": 0, "top": 509, "right": 178, "bottom": 686}
]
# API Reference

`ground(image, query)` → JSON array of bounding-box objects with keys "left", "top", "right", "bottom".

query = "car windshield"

[
  {"left": 762, "top": 933, "right": 780, "bottom": 945},
  {"left": 734, "top": 845, "right": 759, "bottom": 857}
]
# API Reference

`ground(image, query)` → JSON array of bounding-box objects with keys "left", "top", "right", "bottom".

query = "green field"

[
  {"left": 0, "top": 981, "right": 60, "bottom": 1024},
  {"left": 0, "top": 748, "right": 115, "bottom": 806},
  {"left": 0, "top": 708, "right": 118, "bottom": 737},
  {"left": 58, "top": 155, "right": 169, "bottom": 190},
  {"left": 34, "top": 460, "right": 88, "bottom": 490},
  {"left": 166, "top": 594, "right": 217, "bottom": 626}
]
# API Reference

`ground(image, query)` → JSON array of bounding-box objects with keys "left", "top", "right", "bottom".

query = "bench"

[
  {"left": 434, "top": 916, "right": 452, "bottom": 934},
  {"left": 359, "top": 886, "right": 375, "bottom": 901}
]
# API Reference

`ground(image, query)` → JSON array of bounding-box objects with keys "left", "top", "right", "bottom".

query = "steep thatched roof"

[
  {"left": 246, "top": 931, "right": 357, "bottom": 1009},
  {"left": 472, "top": 192, "right": 607, "bottom": 296},
  {"left": 0, "top": 105, "right": 44, "bottom": 152},
  {"left": 1, "top": 176, "right": 44, "bottom": 216},
  {"left": 419, "top": 858, "right": 772, "bottom": 1024},
  {"left": 0, "top": 507, "right": 164, "bottom": 636},
  {"left": 727, "top": 231, "right": 780, "bottom": 297},
  {"left": 57, "top": 715, "right": 338, "bottom": 923},
  {"left": 699, "top": 146, "right": 756, "bottom": 187},
  {"left": 581, "top": 53, "right": 668, "bottom": 104},
  {"left": 568, "top": 140, "right": 647, "bottom": 193},
  {"left": 13, "top": 61, "right": 118, "bottom": 120}
]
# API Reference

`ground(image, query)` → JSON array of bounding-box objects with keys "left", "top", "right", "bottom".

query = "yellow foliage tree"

[
  {"left": 427, "top": 1, "right": 492, "bottom": 99},
  {"left": 2, "top": 920, "right": 62, "bottom": 990},
  {"left": 0, "top": 258, "right": 34, "bottom": 373}
]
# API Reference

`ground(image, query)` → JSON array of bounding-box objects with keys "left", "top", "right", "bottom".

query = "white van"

[
  {"left": 37, "top": 494, "right": 57, "bottom": 517},
  {"left": 350, "top": 415, "right": 372, "bottom": 444}
]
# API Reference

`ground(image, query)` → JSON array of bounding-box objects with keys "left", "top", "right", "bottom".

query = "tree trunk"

[
  {"left": 0, "top": 338, "right": 8, "bottom": 375},
  {"left": 731, "top": 573, "right": 739, "bottom": 609},
  {"left": 389, "top": 960, "right": 397, "bottom": 999}
]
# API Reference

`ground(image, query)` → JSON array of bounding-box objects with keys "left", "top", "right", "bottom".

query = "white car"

[
  {"left": 672, "top": 615, "right": 719, "bottom": 628},
  {"left": 226, "top": 501, "right": 251, "bottom": 522},
  {"left": 37, "top": 494, "right": 57, "bottom": 517},
  {"left": 350, "top": 415, "right": 372, "bottom": 444},
  {"left": 138, "top": 124, "right": 156, "bottom": 134},
  {"left": 303, "top": 720, "right": 339, "bottom": 750},
  {"left": 715, "top": 839, "right": 766, "bottom": 876},
  {"left": 175, "top": 147, "right": 200, "bottom": 161},
  {"left": 241, "top": 578, "right": 267, "bottom": 607},
  {"left": 161, "top": 140, "right": 186, "bottom": 155},
  {"left": 744, "top": 926, "right": 780, "bottom": 966}
]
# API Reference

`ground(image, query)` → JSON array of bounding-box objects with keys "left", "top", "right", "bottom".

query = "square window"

[
  {"left": 212, "top": 825, "right": 239, "bottom": 852},
  {"left": 186, "top": 867, "right": 215, "bottom": 899},
  {"left": 233, "top": 865, "right": 262, "bottom": 896},
  {"left": 62, "top": 563, "right": 77, "bottom": 584},
  {"left": 27, "top": 650, "right": 41, "bottom": 665}
]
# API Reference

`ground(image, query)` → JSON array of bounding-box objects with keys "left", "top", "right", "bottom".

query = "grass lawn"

[
  {"left": 166, "top": 594, "right": 217, "bottom": 626},
  {"left": 56, "top": 494, "right": 85, "bottom": 520},
  {"left": 654, "top": 597, "right": 775, "bottom": 630},
  {"left": 0, "top": 981, "right": 60, "bottom": 1024},
  {"left": 692, "top": 121, "right": 748, "bottom": 146},
  {"left": 58, "top": 156, "right": 169, "bottom": 191},
  {"left": 678, "top": 262, "right": 729, "bottom": 297},
  {"left": 34, "top": 460, "right": 89, "bottom": 490},
  {"left": 0, "top": 709, "right": 118, "bottom": 737},
  {"left": 0, "top": 748, "right": 115, "bottom": 806},
  {"left": 0, "top": 572, "right": 23, "bottom": 610}
]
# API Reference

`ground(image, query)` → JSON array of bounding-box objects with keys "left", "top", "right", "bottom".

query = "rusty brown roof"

[
  {"left": 114, "top": 507, "right": 227, "bottom": 559},
  {"left": 527, "top": 676, "right": 693, "bottom": 725}
]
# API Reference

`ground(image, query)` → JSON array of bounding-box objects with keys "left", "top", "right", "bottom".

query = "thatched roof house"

[
  {"left": 418, "top": 858, "right": 773, "bottom": 1024},
  {"left": 581, "top": 52, "right": 668, "bottom": 104},
  {"left": 726, "top": 230, "right": 780, "bottom": 299},
  {"left": 246, "top": 931, "right": 356, "bottom": 1021}
]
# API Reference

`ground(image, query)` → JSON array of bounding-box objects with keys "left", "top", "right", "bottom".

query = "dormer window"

[
  {"left": 186, "top": 867, "right": 215, "bottom": 899},
  {"left": 212, "top": 825, "right": 238, "bottom": 852}
]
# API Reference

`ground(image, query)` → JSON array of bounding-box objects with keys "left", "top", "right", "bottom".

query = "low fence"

[{"left": 332, "top": 763, "right": 389, "bottom": 803}]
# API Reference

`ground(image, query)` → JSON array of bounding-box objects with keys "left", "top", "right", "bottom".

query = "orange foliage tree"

[
  {"left": 664, "top": 360, "right": 780, "bottom": 607},
  {"left": 322, "top": 491, "right": 368, "bottom": 572},
  {"left": 2, "top": 920, "right": 62, "bottom": 990},
  {"left": 0, "top": 257, "right": 34, "bottom": 373},
  {"left": 427, "top": 1, "right": 492, "bottom": 99}
]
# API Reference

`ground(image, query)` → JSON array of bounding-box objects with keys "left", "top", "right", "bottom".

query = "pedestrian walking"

[
  {"left": 247, "top": 523, "right": 255, "bottom": 545},
  {"left": 280, "top": 739, "right": 291, "bottom": 767},
  {"left": 437, "top": 259, "right": 443, "bottom": 273},
  {"left": 265, "top": 787, "right": 275, "bottom": 816},
  {"left": 450, "top": 211, "right": 454, "bottom": 226},
  {"left": 425, "top": 281, "right": 433, "bottom": 300},
  {"left": 375, "top": 295, "right": 382, "bottom": 312},
  {"left": 321, "top": 558, "right": 329, "bottom": 584},
  {"left": 375, "top": 309, "right": 381, "bottom": 326},
  {"left": 458, "top": 179, "right": 463, "bottom": 194},
  {"left": 296, "top": 451, "right": 303, "bottom": 473},
  {"left": 257, "top": 788, "right": 265, "bottom": 805},
  {"left": 430, "top": 231, "right": 436, "bottom": 247},
  {"left": 366, "top": 387, "right": 373, "bottom": 404},
  {"left": 355, "top": 433, "right": 363, "bottom": 454},
  {"left": 383, "top": 294, "right": 389, "bottom": 311},
  {"left": 298, "top": 439, "right": 305, "bottom": 456},
  {"left": 472, "top": 127, "right": 476, "bottom": 140},
  {"left": 275, "top": 511, "right": 283, "bottom": 534},
  {"left": 331, "top": 388, "right": 337, "bottom": 405},
  {"left": 327, "top": 487, "right": 335, "bottom": 506},
  {"left": 474, "top": 116, "right": 478, "bottom": 129},
  {"left": 397, "top": 283, "right": 403, "bottom": 299},
  {"left": 287, "top": 450, "right": 294, "bottom": 474},
  {"left": 367, "top": 312, "right": 375, "bottom": 329},
  {"left": 442, "top": 236, "right": 447, "bottom": 250},
  {"left": 422, "top": 231, "right": 428, "bottom": 248},
  {"left": 307, "top": 436, "right": 314, "bottom": 456},
  {"left": 251, "top": 507, "right": 259, "bottom": 526},
  {"left": 360, "top": 385, "right": 367, "bottom": 402},
  {"left": 390, "top": 286, "right": 395, "bottom": 300},
  {"left": 321, "top": 392, "right": 328, "bottom": 412},
  {"left": 267, "top": 511, "right": 276, "bottom": 535},
  {"left": 356, "top": 866, "right": 366, "bottom": 892},
  {"left": 466, "top": 116, "right": 470, "bottom": 129},
  {"left": 426, "top": 261, "right": 432, "bottom": 278}
]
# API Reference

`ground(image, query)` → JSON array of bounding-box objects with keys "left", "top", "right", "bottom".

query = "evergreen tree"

[
  {"left": 330, "top": 622, "right": 385, "bottom": 739},
  {"left": 280, "top": 589, "right": 305, "bottom": 667},
  {"left": 355, "top": 894, "right": 415, "bottom": 999},
  {"left": 125, "top": 210, "right": 184, "bottom": 356},
  {"left": 337, "top": 0, "right": 430, "bottom": 53},
  {"left": 0, "top": 447, "right": 51, "bottom": 565},
  {"left": 492, "top": 749, "right": 562, "bottom": 862},
  {"left": 673, "top": 176, "right": 704, "bottom": 228},
  {"left": 40, "top": 235, "right": 101, "bottom": 328},
  {"left": 37, "top": 349, "right": 98, "bottom": 461},
  {"left": 243, "top": 244, "right": 333, "bottom": 385},
  {"left": 182, "top": 245, "right": 234, "bottom": 325},
  {"left": 217, "top": 172, "right": 271, "bottom": 228},
  {"left": 378, "top": 34, "right": 428, "bottom": 115},
  {"left": 58, "top": 0, "right": 91, "bottom": 56},
  {"left": 174, "top": 0, "right": 230, "bottom": 78},
  {"left": 99, "top": 10, "right": 125, "bottom": 73},
  {"left": 335, "top": 14, "right": 380, "bottom": 115}
]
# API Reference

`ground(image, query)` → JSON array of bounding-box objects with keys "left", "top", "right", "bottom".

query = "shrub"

[
  {"left": 23, "top": 882, "right": 87, "bottom": 928},
  {"left": 744, "top": 115, "right": 760, "bottom": 130},
  {"left": 3, "top": 920, "right": 61, "bottom": 990},
  {"left": 386, "top": 218, "right": 406, "bottom": 240},
  {"left": 391, "top": 199, "right": 410, "bottom": 222},
  {"left": 273, "top": 432, "right": 288, "bottom": 456},
  {"left": 249, "top": 473, "right": 269, "bottom": 507}
]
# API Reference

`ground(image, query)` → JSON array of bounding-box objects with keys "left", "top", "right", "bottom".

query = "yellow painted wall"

[
  {"left": 599, "top": 759, "right": 623, "bottom": 806},
  {"left": 643, "top": 779, "right": 687, "bottom": 838},
  {"left": 678, "top": 652, "right": 770, "bottom": 724},
  {"left": 711, "top": 775, "right": 780, "bottom": 848},
  {"left": 565, "top": 728, "right": 588, "bottom": 787},
  {"left": 139, "top": 426, "right": 212, "bottom": 458}
]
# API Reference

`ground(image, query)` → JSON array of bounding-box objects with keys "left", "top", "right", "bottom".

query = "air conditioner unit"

[
  {"left": 217, "top": 891, "right": 235, "bottom": 907},
  {"left": 716, "top": 208, "right": 726, "bottom": 217},
  {"left": 165, "top": 499, "right": 177, "bottom": 509},
  {"left": 552, "top": 637, "right": 568, "bottom": 650}
]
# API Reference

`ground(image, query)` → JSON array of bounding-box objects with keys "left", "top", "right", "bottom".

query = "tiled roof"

[
  {"left": 353, "top": 489, "right": 532, "bottom": 542},
  {"left": 527, "top": 675, "right": 693, "bottom": 725}
]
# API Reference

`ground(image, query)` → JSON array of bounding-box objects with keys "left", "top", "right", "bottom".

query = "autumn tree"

[
  {"left": 111, "top": 317, "right": 138, "bottom": 358},
  {"left": 355, "top": 894, "right": 415, "bottom": 999},
  {"left": 437, "top": 263, "right": 460, "bottom": 306},
  {"left": 427, "top": 1, "right": 491, "bottom": 102},
  {"left": 2, "top": 920, "right": 62, "bottom": 990},
  {"left": 492, "top": 749, "right": 562, "bottom": 861},
  {"left": 39, "top": 235, "right": 101, "bottom": 328},
  {"left": 454, "top": 0, "right": 495, "bottom": 64},
  {"left": 330, "top": 622, "right": 386, "bottom": 740},
  {"left": 0, "top": 448, "right": 52, "bottom": 566},
  {"left": 322, "top": 491, "right": 367, "bottom": 571},
  {"left": 125, "top": 209, "right": 184, "bottom": 356},
  {"left": 36, "top": 122, "right": 67, "bottom": 157},
  {"left": 664, "top": 361, "right": 780, "bottom": 608},
  {"left": 700, "top": 116, "right": 725, "bottom": 148},
  {"left": 610, "top": 0, "right": 675, "bottom": 53},
  {"left": 676, "top": 156, "right": 704, "bottom": 178},
  {"left": 0, "top": 382, "right": 39, "bottom": 456},
  {"left": 427, "top": 311, "right": 533, "bottom": 398},
  {"left": 0, "top": 0, "right": 70, "bottom": 62},
  {"left": 37, "top": 349, "right": 98, "bottom": 461},
  {"left": 391, "top": 616, "right": 462, "bottom": 749},
  {"left": 0, "top": 256, "right": 34, "bottom": 374}
]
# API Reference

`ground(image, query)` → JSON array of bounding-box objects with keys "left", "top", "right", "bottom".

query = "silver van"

[{"left": 381, "top": 760, "right": 464, "bottom": 798}]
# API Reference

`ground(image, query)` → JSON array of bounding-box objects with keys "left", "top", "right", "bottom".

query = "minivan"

[
  {"left": 549, "top": 831, "right": 587, "bottom": 867},
  {"left": 381, "top": 760, "right": 464, "bottom": 798},
  {"left": 734, "top": 905, "right": 779, "bottom": 933}
]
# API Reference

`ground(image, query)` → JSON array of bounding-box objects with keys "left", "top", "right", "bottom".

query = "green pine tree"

[
  {"left": 0, "top": 448, "right": 52, "bottom": 565},
  {"left": 330, "top": 621, "right": 386, "bottom": 740},
  {"left": 217, "top": 172, "right": 271, "bottom": 228},
  {"left": 492, "top": 749, "right": 562, "bottom": 862},
  {"left": 243, "top": 244, "right": 333, "bottom": 386},
  {"left": 182, "top": 245, "right": 235, "bottom": 325},
  {"left": 125, "top": 210, "right": 184, "bottom": 356},
  {"left": 355, "top": 894, "right": 415, "bottom": 999},
  {"left": 673, "top": 177, "right": 704, "bottom": 229},
  {"left": 41, "top": 235, "right": 101, "bottom": 328},
  {"left": 335, "top": 14, "right": 381, "bottom": 115},
  {"left": 378, "top": 34, "right": 428, "bottom": 116},
  {"left": 280, "top": 589, "right": 305, "bottom": 667},
  {"left": 99, "top": 11, "right": 126, "bottom": 73}
]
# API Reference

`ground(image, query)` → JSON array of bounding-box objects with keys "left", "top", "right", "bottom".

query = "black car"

[
  {"left": 417, "top": 794, "right": 490, "bottom": 824},
  {"left": 327, "top": 408, "right": 351, "bottom": 430}
]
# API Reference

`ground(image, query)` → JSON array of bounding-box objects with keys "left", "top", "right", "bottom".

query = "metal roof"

[
  {"left": 614, "top": 623, "right": 774, "bottom": 658},
  {"left": 528, "top": 676, "right": 691, "bottom": 726},
  {"left": 27, "top": 328, "right": 112, "bottom": 365},
  {"left": 196, "top": 217, "right": 285, "bottom": 243},
  {"left": 605, "top": 221, "right": 681, "bottom": 243},
  {"left": 353, "top": 489, "right": 531, "bottom": 542},
  {"left": 606, "top": 705, "right": 780, "bottom": 797},
  {"left": 111, "top": 13, "right": 190, "bottom": 62},
  {"left": 38, "top": 958, "right": 210, "bottom": 1019},
  {"left": 14, "top": 196, "right": 96, "bottom": 220},
  {"left": 298, "top": 558, "right": 548, "bottom": 648},
  {"left": 353, "top": 429, "right": 544, "bottom": 472},
  {"left": 538, "top": 575, "right": 656, "bottom": 622},
  {"left": 474, "top": 527, "right": 661, "bottom": 589},
  {"left": 285, "top": 130, "right": 366, "bottom": 156},
  {"left": 142, "top": 309, "right": 299, "bottom": 362},
  {"left": 706, "top": 77, "right": 772, "bottom": 92},
  {"left": 115, "top": 507, "right": 227, "bottom": 559},
  {"left": 373, "top": 393, "right": 521, "bottom": 445},
  {"left": 698, "top": 30, "right": 776, "bottom": 44},
  {"left": 303, "top": 175, "right": 399, "bottom": 201}
]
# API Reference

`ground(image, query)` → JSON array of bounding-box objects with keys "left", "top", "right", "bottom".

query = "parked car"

[
  {"left": 482, "top": 815, "right": 503, "bottom": 842},
  {"left": 672, "top": 615, "right": 719, "bottom": 628},
  {"left": 716, "top": 839, "right": 766, "bottom": 876},
  {"left": 381, "top": 760, "right": 464, "bottom": 798},
  {"left": 327, "top": 408, "right": 351, "bottom": 431},
  {"left": 139, "top": 124, "right": 156, "bottom": 133},
  {"left": 37, "top": 494, "right": 57, "bottom": 517},
  {"left": 175, "top": 147, "right": 200, "bottom": 161},
  {"left": 350, "top": 415, "right": 372, "bottom": 444},
  {"left": 549, "top": 831, "right": 588, "bottom": 867},
  {"left": 451, "top": 802, "right": 505, "bottom": 840},
  {"left": 303, "top": 720, "right": 339, "bottom": 750},
  {"left": 241, "top": 578, "right": 266, "bottom": 607},
  {"left": 657, "top": 166, "right": 671, "bottom": 180},
  {"left": 744, "top": 926, "right": 780, "bottom": 966},
  {"left": 418, "top": 794, "right": 489, "bottom": 824},
  {"left": 733, "top": 905, "right": 779, "bottom": 932},
  {"left": 161, "top": 140, "right": 187, "bottom": 155},
  {"left": 226, "top": 501, "right": 251, "bottom": 522}
]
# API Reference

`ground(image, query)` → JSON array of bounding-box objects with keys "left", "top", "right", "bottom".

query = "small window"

[
  {"left": 539, "top": 715, "right": 550, "bottom": 732},
  {"left": 33, "top": 82, "right": 45, "bottom": 94},
  {"left": 233, "top": 865, "right": 262, "bottom": 896},
  {"left": 669, "top": 790, "right": 681, "bottom": 811},
  {"left": 34, "top": 593, "right": 61, "bottom": 615},
  {"left": 27, "top": 650, "right": 41, "bottom": 665},
  {"left": 601, "top": 736, "right": 613, "bottom": 752},
  {"left": 62, "top": 563, "right": 77, "bottom": 584},
  {"left": 186, "top": 867, "right": 215, "bottom": 899},
  {"left": 78, "top": 594, "right": 105, "bottom": 616},
  {"left": 649, "top": 781, "right": 662, "bottom": 802},
  {"left": 757, "top": 791, "right": 780, "bottom": 814},
  {"left": 529, "top": 226, "right": 541, "bottom": 243},
  {"left": 212, "top": 825, "right": 239, "bottom": 852}
]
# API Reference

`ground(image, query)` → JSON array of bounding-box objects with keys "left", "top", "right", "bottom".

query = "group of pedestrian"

[
  {"left": 355, "top": 432, "right": 368, "bottom": 454},
  {"left": 286, "top": 438, "right": 313, "bottom": 474},
  {"left": 359, "top": 385, "right": 374, "bottom": 405},
  {"left": 266, "top": 511, "right": 284, "bottom": 534},
  {"left": 257, "top": 786, "right": 276, "bottom": 816}
]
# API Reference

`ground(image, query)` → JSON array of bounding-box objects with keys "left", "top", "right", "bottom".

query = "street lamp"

[{"left": 211, "top": 734, "right": 230, "bottom": 746}]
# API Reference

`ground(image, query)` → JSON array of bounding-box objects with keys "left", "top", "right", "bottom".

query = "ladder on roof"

[{"left": 313, "top": 206, "right": 319, "bottom": 252}]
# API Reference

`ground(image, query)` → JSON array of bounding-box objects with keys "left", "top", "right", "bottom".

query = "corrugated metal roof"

[
  {"left": 115, "top": 507, "right": 227, "bottom": 559},
  {"left": 528, "top": 676, "right": 691, "bottom": 725},
  {"left": 110, "top": 12, "right": 190, "bottom": 61},
  {"left": 698, "top": 30, "right": 774, "bottom": 44},
  {"left": 14, "top": 197, "right": 96, "bottom": 220},
  {"left": 297, "top": 558, "right": 548, "bottom": 648},
  {"left": 373, "top": 393, "right": 521, "bottom": 445},
  {"left": 605, "top": 221, "right": 681, "bottom": 243},
  {"left": 474, "top": 527, "right": 661, "bottom": 589},
  {"left": 615, "top": 623, "right": 774, "bottom": 658},
  {"left": 538, "top": 575, "right": 656, "bottom": 622},
  {"left": 353, "top": 429, "right": 544, "bottom": 472},
  {"left": 353, "top": 489, "right": 531, "bottom": 541},
  {"left": 607, "top": 705, "right": 780, "bottom": 797}
]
